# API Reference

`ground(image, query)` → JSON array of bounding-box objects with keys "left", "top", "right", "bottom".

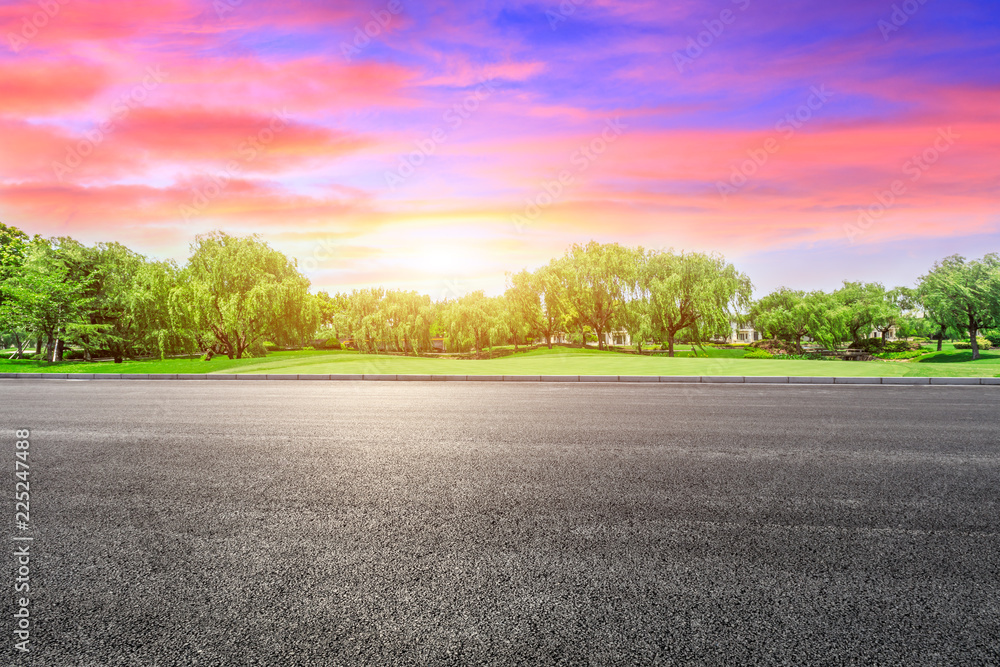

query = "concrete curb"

[{"left": 3, "top": 373, "right": 999, "bottom": 385}]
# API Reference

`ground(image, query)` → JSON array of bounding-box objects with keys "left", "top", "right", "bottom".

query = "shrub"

[
  {"left": 302, "top": 346, "right": 315, "bottom": 351},
  {"left": 875, "top": 350, "right": 925, "bottom": 360},
  {"left": 62, "top": 349, "right": 87, "bottom": 360},
  {"left": 262, "top": 341, "right": 279, "bottom": 352},
  {"left": 318, "top": 338, "right": 342, "bottom": 350},
  {"left": 882, "top": 340, "right": 922, "bottom": 353},
  {"left": 982, "top": 329, "right": 1000, "bottom": 348},
  {"left": 245, "top": 340, "right": 269, "bottom": 357},
  {"left": 788, "top": 352, "right": 829, "bottom": 361},
  {"left": 954, "top": 337, "right": 992, "bottom": 350},
  {"left": 750, "top": 339, "right": 791, "bottom": 354},
  {"left": 743, "top": 348, "right": 774, "bottom": 359},
  {"left": 853, "top": 338, "right": 885, "bottom": 354}
]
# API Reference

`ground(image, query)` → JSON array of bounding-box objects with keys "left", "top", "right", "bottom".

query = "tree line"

[
  {"left": 1, "top": 221, "right": 998, "bottom": 361},
  {"left": 0, "top": 225, "right": 316, "bottom": 362},
  {"left": 751, "top": 256, "right": 1000, "bottom": 359}
]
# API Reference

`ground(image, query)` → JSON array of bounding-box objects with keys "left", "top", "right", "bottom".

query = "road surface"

[{"left": 3, "top": 381, "right": 999, "bottom": 665}]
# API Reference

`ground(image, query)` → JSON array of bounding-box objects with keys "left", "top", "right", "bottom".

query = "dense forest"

[{"left": 2, "top": 222, "right": 998, "bottom": 362}]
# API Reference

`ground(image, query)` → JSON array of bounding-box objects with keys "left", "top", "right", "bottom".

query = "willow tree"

[
  {"left": 750, "top": 288, "right": 811, "bottom": 352},
  {"left": 560, "top": 242, "right": 640, "bottom": 350},
  {"left": 834, "top": 281, "right": 898, "bottom": 346},
  {"left": 919, "top": 254, "right": 1000, "bottom": 360},
  {"left": 383, "top": 289, "right": 433, "bottom": 354},
  {"left": 504, "top": 269, "right": 543, "bottom": 352},
  {"left": 643, "top": 250, "right": 751, "bottom": 357},
  {"left": 443, "top": 290, "right": 501, "bottom": 355},
  {"left": 170, "top": 232, "right": 312, "bottom": 359},
  {"left": 801, "top": 290, "right": 849, "bottom": 351},
  {"left": 533, "top": 259, "right": 572, "bottom": 349}
]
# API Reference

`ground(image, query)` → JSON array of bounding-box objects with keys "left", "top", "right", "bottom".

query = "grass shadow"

[{"left": 916, "top": 350, "right": 1000, "bottom": 364}]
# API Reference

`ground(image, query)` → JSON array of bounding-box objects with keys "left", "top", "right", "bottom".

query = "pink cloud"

[{"left": 0, "top": 59, "right": 109, "bottom": 114}]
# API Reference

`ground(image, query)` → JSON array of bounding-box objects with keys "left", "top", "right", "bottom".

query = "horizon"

[{"left": 2, "top": 0, "right": 998, "bottom": 298}]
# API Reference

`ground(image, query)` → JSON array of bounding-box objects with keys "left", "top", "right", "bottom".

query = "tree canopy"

[
  {"left": 918, "top": 254, "right": 1000, "bottom": 359},
  {"left": 170, "top": 232, "right": 314, "bottom": 359}
]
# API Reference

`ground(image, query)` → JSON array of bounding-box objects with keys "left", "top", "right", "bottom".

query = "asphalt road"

[{"left": 3, "top": 381, "right": 1000, "bottom": 666}]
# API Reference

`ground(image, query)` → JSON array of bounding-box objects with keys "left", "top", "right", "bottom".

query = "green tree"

[
  {"left": 0, "top": 222, "right": 32, "bottom": 356},
  {"left": 533, "top": 260, "right": 571, "bottom": 349},
  {"left": 383, "top": 290, "right": 433, "bottom": 354},
  {"left": 504, "top": 269, "right": 543, "bottom": 352},
  {"left": 834, "top": 281, "right": 896, "bottom": 346},
  {"left": 443, "top": 291, "right": 497, "bottom": 355},
  {"left": 643, "top": 250, "right": 752, "bottom": 357},
  {"left": 1, "top": 238, "right": 89, "bottom": 361},
  {"left": 750, "top": 288, "right": 811, "bottom": 353},
  {"left": 800, "top": 290, "right": 849, "bottom": 351},
  {"left": 918, "top": 254, "right": 1000, "bottom": 360},
  {"left": 67, "top": 243, "right": 190, "bottom": 362},
  {"left": 342, "top": 288, "right": 387, "bottom": 353},
  {"left": 873, "top": 286, "right": 916, "bottom": 342},
  {"left": 0, "top": 222, "right": 29, "bottom": 281},
  {"left": 560, "top": 242, "right": 639, "bottom": 350},
  {"left": 170, "top": 232, "right": 313, "bottom": 359}
]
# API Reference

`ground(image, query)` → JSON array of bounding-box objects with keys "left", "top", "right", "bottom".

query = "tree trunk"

[
  {"left": 44, "top": 334, "right": 55, "bottom": 362},
  {"left": 667, "top": 334, "right": 675, "bottom": 358},
  {"left": 35, "top": 338, "right": 42, "bottom": 356},
  {"left": 970, "top": 319, "right": 980, "bottom": 361},
  {"left": 54, "top": 338, "right": 65, "bottom": 362},
  {"left": 937, "top": 325, "right": 944, "bottom": 351},
  {"left": 795, "top": 335, "right": 803, "bottom": 355},
  {"left": 881, "top": 329, "right": 888, "bottom": 343},
  {"left": 12, "top": 333, "right": 23, "bottom": 359}
]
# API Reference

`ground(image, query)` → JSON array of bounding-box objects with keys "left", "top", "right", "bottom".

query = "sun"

[{"left": 406, "top": 244, "right": 475, "bottom": 277}]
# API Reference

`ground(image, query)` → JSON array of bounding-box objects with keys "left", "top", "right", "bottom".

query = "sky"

[{"left": 1, "top": 0, "right": 999, "bottom": 298}]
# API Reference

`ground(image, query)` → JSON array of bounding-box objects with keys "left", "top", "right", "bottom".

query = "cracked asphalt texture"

[{"left": 4, "top": 381, "right": 1000, "bottom": 666}]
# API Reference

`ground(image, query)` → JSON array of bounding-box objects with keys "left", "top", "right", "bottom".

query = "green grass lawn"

[{"left": 3, "top": 345, "right": 999, "bottom": 377}]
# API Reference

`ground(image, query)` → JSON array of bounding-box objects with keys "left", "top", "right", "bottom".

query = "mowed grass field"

[{"left": 2, "top": 344, "right": 999, "bottom": 377}]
